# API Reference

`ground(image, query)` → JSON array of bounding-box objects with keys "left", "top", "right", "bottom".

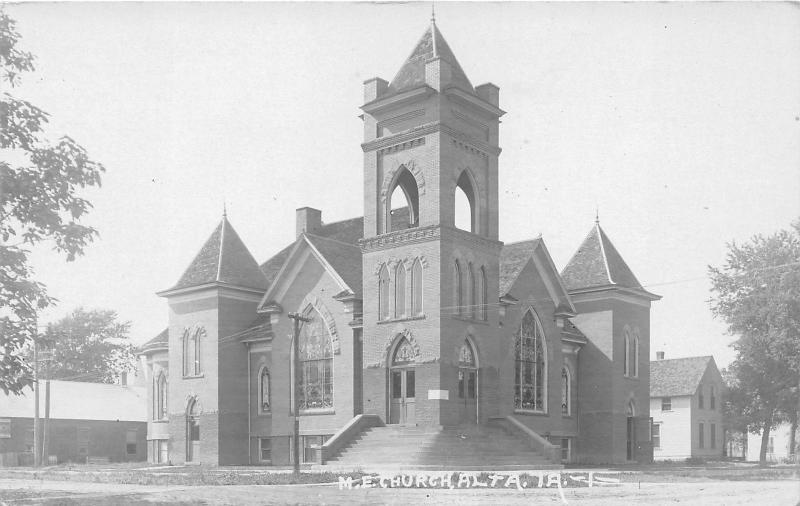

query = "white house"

[
  {"left": 746, "top": 422, "right": 797, "bottom": 463},
  {"left": 649, "top": 354, "right": 724, "bottom": 460}
]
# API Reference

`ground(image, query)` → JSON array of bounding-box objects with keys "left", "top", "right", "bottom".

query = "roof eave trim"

[
  {"left": 157, "top": 281, "right": 267, "bottom": 298},
  {"left": 361, "top": 85, "right": 436, "bottom": 114},
  {"left": 444, "top": 86, "right": 505, "bottom": 117},
  {"left": 136, "top": 344, "right": 168, "bottom": 356}
]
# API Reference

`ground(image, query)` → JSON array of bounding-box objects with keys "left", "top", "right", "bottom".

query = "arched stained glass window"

[
  {"left": 182, "top": 327, "right": 203, "bottom": 376},
  {"left": 259, "top": 367, "right": 270, "bottom": 413},
  {"left": 623, "top": 329, "right": 631, "bottom": 377},
  {"left": 514, "top": 310, "right": 546, "bottom": 412},
  {"left": 561, "top": 367, "right": 570, "bottom": 416},
  {"left": 392, "top": 337, "right": 416, "bottom": 365},
  {"left": 395, "top": 263, "right": 406, "bottom": 318},
  {"left": 298, "top": 309, "right": 333, "bottom": 410}
]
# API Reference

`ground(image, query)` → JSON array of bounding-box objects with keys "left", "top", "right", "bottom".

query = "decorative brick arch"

[
  {"left": 299, "top": 294, "right": 340, "bottom": 354},
  {"left": 380, "top": 161, "right": 426, "bottom": 204},
  {"left": 384, "top": 329, "right": 421, "bottom": 366}
]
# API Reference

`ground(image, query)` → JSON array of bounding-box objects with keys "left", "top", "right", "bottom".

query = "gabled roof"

[
  {"left": 388, "top": 21, "right": 474, "bottom": 95},
  {"left": 223, "top": 313, "right": 272, "bottom": 343},
  {"left": 258, "top": 233, "right": 362, "bottom": 311},
  {"left": 650, "top": 356, "right": 715, "bottom": 397},
  {"left": 137, "top": 328, "right": 168, "bottom": 354},
  {"left": 499, "top": 238, "right": 576, "bottom": 314},
  {"left": 560, "top": 221, "right": 643, "bottom": 291},
  {"left": 0, "top": 381, "right": 146, "bottom": 422},
  {"left": 166, "top": 216, "right": 268, "bottom": 293},
  {"left": 259, "top": 215, "right": 364, "bottom": 286}
]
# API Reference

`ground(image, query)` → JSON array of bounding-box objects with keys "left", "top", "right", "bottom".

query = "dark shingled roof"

[
  {"left": 499, "top": 238, "right": 543, "bottom": 295},
  {"left": 138, "top": 328, "right": 168, "bottom": 354},
  {"left": 650, "top": 356, "right": 713, "bottom": 397},
  {"left": 169, "top": 217, "right": 268, "bottom": 292},
  {"left": 259, "top": 215, "right": 364, "bottom": 287},
  {"left": 560, "top": 222, "right": 642, "bottom": 291},
  {"left": 306, "top": 234, "right": 363, "bottom": 298},
  {"left": 388, "top": 22, "right": 474, "bottom": 95}
]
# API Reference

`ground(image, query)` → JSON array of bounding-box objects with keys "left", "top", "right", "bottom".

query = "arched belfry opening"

[
  {"left": 387, "top": 166, "right": 419, "bottom": 232},
  {"left": 455, "top": 170, "right": 477, "bottom": 234}
]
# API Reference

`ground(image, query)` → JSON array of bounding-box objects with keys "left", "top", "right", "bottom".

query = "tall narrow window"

[
  {"left": 698, "top": 385, "right": 704, "bottom": 409},
  {"left": 710, "top": 385, "right": 716, "bottom": 410},
  {"left": 378, "top": 264, "right": 390, "bottom": 321},
  {"left": 698, "top": 422, "right": 704, "bottom": 449},
  {"left": 710, "top": 423, "right": 716, "bottom": 449},
  {"left": 561, "top": 367, "right": 571, "bottom": 416},
  {"left": 387, "top": 166, "right": 419, "bottom": 232},
  {"left": 411, "top": 259, "right": 423, "bottom": 316},
  {"left": 259, "top": 367, "right": 271, "bottom": 413},
  {"left": 394, "top": 263, "right": 406, "bottom": 318},
  {"left": 454, "top": 260, "right": 463, "bottom": 316},
  {"left": 623, "top": 329, "right": 631, "bottom": 377},
  {"left": 514, "top": 310, "right": 547, "bottom": 412},
  {"left": 298, "top": 308, "right": 333, "bottom": 410},
  {"left": 154, "top": 373, "right": 167, "bottom": 420},
  {"left": 467, "top": 262, "right": 476, "bottom": 319},
  {"left": 183, "top": 328, "right": 203, "bottom": 376},
  {"left": 632, "top": 333, "right": 639, "bottom": 377},
  {"left": 455, "top": 170, "right": 477, "bottom": 233},
  {"left": 479, "top": 267, "right": 487, "bottom": 321}
]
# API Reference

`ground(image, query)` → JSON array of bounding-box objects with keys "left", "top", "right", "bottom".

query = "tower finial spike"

[
  {"left": 595, "top": 205, "right": 599, "bottom": 225},
  {"left": 223, "top": 200, "right": 227, "bottom": 218},
  {"left": 431, "top": 2, "right": 436, "bottom": 24}
]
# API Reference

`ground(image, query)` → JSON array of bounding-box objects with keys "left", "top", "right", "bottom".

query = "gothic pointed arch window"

[
  {"left": 298, "top": 308, "right": 333, "bottom": 410},
  {"left": 154, "top": 372, "right": 167, "bottom": 420},
  {"left": 455, "top": 170, "right": 478, "bottom": 234},
  {"left": 394, "top": 263, "right": 406, "bottom": 318},
  {"left": 561, "top": 366, "right": 571, "bottom": 416},
  {"left": 454, "top": 260, "right": 463, "bottom": 316},
  {"left": 258, "top": 366, "right": 271, "bottom": 414},
  {"left": 623, "top": 328, "right": 631, "bottom": 377},
  {"left": 392, "top": 336, "right": 416, "bottom": 366},
  {"left": 411, "top": 258, "right": 423, "bottom": 316},
  {"left": 378, "top": 264, "right": 390, "bottom": 321},
  {"left": 514, "top": 309, "right": 547, "bottom": 412},
  {"left": 458, "top": 340, "right": 477, "bottom": 400},
  {"left": 182, "top": 327, "right": 204, "bottom": 377},
  {"left": 632, "top": 328, "right": 640, "bottom": 378},
  {"left": 387, "top": 166, "right": 419, "bottom": 232},
  {"left": 467, "top": 262, "right": 476, "bottom": 319},
  {"left": 478, "top": 266, "right": 487, "bottom": 321}
]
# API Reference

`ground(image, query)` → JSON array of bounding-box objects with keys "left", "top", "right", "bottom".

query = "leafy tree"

[
  {"left": 710, "top": 220, "right": 800, "bottom": 463},
  {"left": 0, "top": 9, "right": 105, "bottom": 394},
  {"left": 40, "top": 308, "right": 135, "bottom": 384}
]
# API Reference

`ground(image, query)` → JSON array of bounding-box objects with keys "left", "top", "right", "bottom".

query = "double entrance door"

[
  {"left": 458, "top": 367, "right": 478, "bottom": 424},
  {"left": 389, "top": 368, "right": 415, "bottom": 425}
]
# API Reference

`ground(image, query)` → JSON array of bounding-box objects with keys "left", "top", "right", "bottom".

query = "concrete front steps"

[{"left": 320, "top": 424, "right": 562, "bottom": 471}]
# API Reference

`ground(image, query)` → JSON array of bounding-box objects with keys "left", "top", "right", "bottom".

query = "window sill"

[
  {"left": 514, "top": 409, "right": 548, "bottom": 417},
  {"left": 298, "top": 409, "right": 335, "bottom": 416},
  {"left": 378, "top": 314, "right": 426, "bottom": 324},
  {"left": 151, "top": 419, "right": 169, "bottom": 424},
  {"left": 451, "top": 315, "right": 490, "bottom": 325},
  {"left": 257, "top": 412, "right": 272, "bottom": 418},
  {"left": 182, "top": 374, "right": 204, "bottom": 379}
]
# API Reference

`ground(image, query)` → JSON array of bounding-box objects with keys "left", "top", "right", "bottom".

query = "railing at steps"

[
  {"left": 488, "top": 415, "right": 561, "bottom": 465},
  {"left": 320, "top": 414, "right": 384, "bottom": 464}
]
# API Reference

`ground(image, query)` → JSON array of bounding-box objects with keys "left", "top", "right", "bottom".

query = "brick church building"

[{"left": 139, "top": 20, "right": 659, "bottom": 466}]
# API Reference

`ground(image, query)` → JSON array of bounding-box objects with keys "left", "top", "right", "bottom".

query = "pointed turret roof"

[
  {"left": 165, "top": 216, "right": 268, "bottom": 293},
  {"left": 560, "top": 221, "right": 643, "bottom": 291},
  {"left": 388, "top": 20, "right": 474, "bottom": 95}
]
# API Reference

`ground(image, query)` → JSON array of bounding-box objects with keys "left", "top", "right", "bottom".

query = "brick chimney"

[
  {"left": 296, "top": 207, "right": 322, "bottom": 238},
  {"left": 656, "top": 351, "right": 665, "bottom": 360}
]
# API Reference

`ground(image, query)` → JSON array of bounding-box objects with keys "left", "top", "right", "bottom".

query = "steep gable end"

[{"left": 650, "top": 356, "right": 713, "bottom": 397}]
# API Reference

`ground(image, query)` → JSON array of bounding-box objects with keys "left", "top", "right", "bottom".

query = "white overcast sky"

[{"left": 8, "top": 2, "right": 800, "bottom": 368}]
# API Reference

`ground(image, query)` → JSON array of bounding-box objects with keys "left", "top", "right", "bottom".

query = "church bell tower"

[{"left": 359, "top": 18, "right": 505, "bottom": 427}]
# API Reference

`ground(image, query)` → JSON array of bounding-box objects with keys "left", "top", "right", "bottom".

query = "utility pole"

[
  {"left": 33, "top": 328, "right": 40, "bottom": 468},
  {"left": 41, "top": 336, "right": 52, "bottom": 467},
  {"left": 287, "top": 312, "right": 310, "bottom": 478}
]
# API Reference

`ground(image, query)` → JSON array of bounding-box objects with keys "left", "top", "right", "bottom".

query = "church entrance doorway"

[
  {"left": 389, "top": 337, "right": 416, "bottom": 425},
  {"left": 186, "top": 398, "right": 200, "bottom": 462},
  {"left": 626, "top": 401, "right": 636, "bottom": 461},
  {"left": 457, "top": 340, "right": 478, "bottom": 424}
]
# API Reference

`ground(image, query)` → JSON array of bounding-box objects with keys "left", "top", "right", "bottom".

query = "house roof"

[
  {"left": 650, "top": 356, "right": 714, "bottom": 397},
  {"left": 166, "top": 215, "right": 268, "bottom": 293},
  {"left": 388, "top": 21, "right": 474, "bottom": 95},
  {"left": 560, "top": 221, "right": 643, "bottom": 291},
  {"left": 0, "top": 381, "right": 146, "bottom": 422},
  {"left": 137, "top": 328, "right": 168, "bottom": 354},
  {"left": 305, "top": 234, "right": 363, "bottom": 298}
]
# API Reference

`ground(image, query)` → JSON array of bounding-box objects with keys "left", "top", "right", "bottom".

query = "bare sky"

[{"left": 8, "top": 2, "right": 800, "bottom": 368}]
